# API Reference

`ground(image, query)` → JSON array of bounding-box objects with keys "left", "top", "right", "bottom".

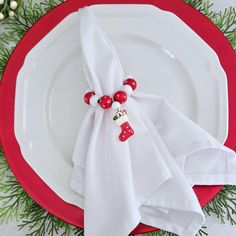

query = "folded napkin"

[{"left": 70, "top": 7, "right": 236, "bottom": 236}]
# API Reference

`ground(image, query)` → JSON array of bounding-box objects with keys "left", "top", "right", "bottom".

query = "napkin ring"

[{"left": 84, "top": 78, "right": 137, "bottom": 142}]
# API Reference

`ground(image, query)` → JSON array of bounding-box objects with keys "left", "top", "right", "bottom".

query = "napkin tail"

[
  {"left": 136, "top": 109, "right": 205, "bottom": 236},
  {"left": 133, "top": 92, "right": 236, "bottom": 185},
  {"left": 71, "top": 103, "right": 173, "bottom": 236},
  {"left": 140, "top": 205, "right": 204, "bottom": 236}
]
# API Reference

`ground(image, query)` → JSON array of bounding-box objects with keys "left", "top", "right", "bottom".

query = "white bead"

[
  {"left": 0, "top": 0, "right": 4, "bottom": 5},
  {"left": 112, "top": 101, "right": 121, "bottom": 110},
  {"left": 90, "top": 95, "right": 99, "bottom": 107},
  {"left": 8, "top": 10, "right": 15, "bottom": 17},
  {"left": 10, "top": 1, "right": 18, "bottom": 10},
  {"left": 0, "top": 12, "right": 4, "bottom": 20},
  {"left": 85, "top": 88, "right": 91, "bottom": 93},
  {"left": 121, "top": 85, "right": 133, "bottom": 96}
]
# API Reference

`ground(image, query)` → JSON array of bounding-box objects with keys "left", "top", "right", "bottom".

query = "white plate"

[{"left": 14, "top": 4, "right": 228, "bottom": 207}]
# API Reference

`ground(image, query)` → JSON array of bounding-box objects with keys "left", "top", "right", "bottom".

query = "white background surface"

[{"left": 0, "top": 0, "right": 236, "bottom": 235}]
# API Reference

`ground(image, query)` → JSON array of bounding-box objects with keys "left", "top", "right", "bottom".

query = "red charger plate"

[{"left": 0, "top": 0, "right": 236, "bottom": 234}]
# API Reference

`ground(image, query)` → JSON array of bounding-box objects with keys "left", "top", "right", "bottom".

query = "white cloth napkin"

[{"left": 70, "top": 7, "right": 236, "bottom": 236}]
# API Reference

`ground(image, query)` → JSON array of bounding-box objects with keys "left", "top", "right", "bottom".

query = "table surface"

[{"left": 0, "top": 0, "right": 236, "bottom": 235}]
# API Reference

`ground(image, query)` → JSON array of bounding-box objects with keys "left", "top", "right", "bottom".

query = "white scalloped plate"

[{"left": 14, "top": 4, "right": 228, "bottom": 207}]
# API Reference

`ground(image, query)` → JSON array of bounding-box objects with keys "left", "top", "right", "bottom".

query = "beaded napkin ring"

[{"left": 84, "top": 77, "right": 137, "bottom": 142}]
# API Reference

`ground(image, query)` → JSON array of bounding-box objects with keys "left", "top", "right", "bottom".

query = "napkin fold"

[{"left": 70, "top": 7, "right": 236, "bottom": 236}]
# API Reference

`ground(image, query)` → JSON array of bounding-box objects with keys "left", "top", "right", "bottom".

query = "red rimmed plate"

[{"left": 0, "top": 0, "right": 235, "bottom": 234}]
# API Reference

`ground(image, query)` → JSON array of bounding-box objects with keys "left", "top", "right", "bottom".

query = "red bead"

[
  {"left": 84, "top": 91, "right": 95, "bottom": 105},
  {"left": 99, "top": 95, "right": 113, "bottom": 109},
  {"left": 113, "top": 91, "right": 127, "bottom": 104},
  {"left": 124, "top": 78, "right": 137, "bottom": 91}
]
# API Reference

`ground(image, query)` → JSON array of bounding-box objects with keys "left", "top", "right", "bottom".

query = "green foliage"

[
  {"left": 0, "top": 150, "right": 31, "bottom": 224},
  {"left": 18, "top": 204, "right": 83, "bottom": 236},
  {"left": 204, "top": 186, "right": 236, "bottom": 225},
  {"left": 0, "top": 0, "right": 22, "bottom": 20},
  {"left": 0, "top": 0, "right": 235, "bottom": 235},
  {"left": 183, "top": 0, "right": 236, "bottom": 50},
  {"left": 4, "top": 0, "right": 63, "bottom": 36},
  {"left": 0, "top": 148, "right": 10, "bottom": 181},
  {"left": 0, "top": 0, "right": 64, "bottom": 79},
  {"left": 0, "top": 46, "right": 11, "bottom": 79},
  {"left": 213, "top": 7, "right": 236, "bottom": 50},
  {"left": 183, "top": 0, "right": 208, "bottom": 9}
]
